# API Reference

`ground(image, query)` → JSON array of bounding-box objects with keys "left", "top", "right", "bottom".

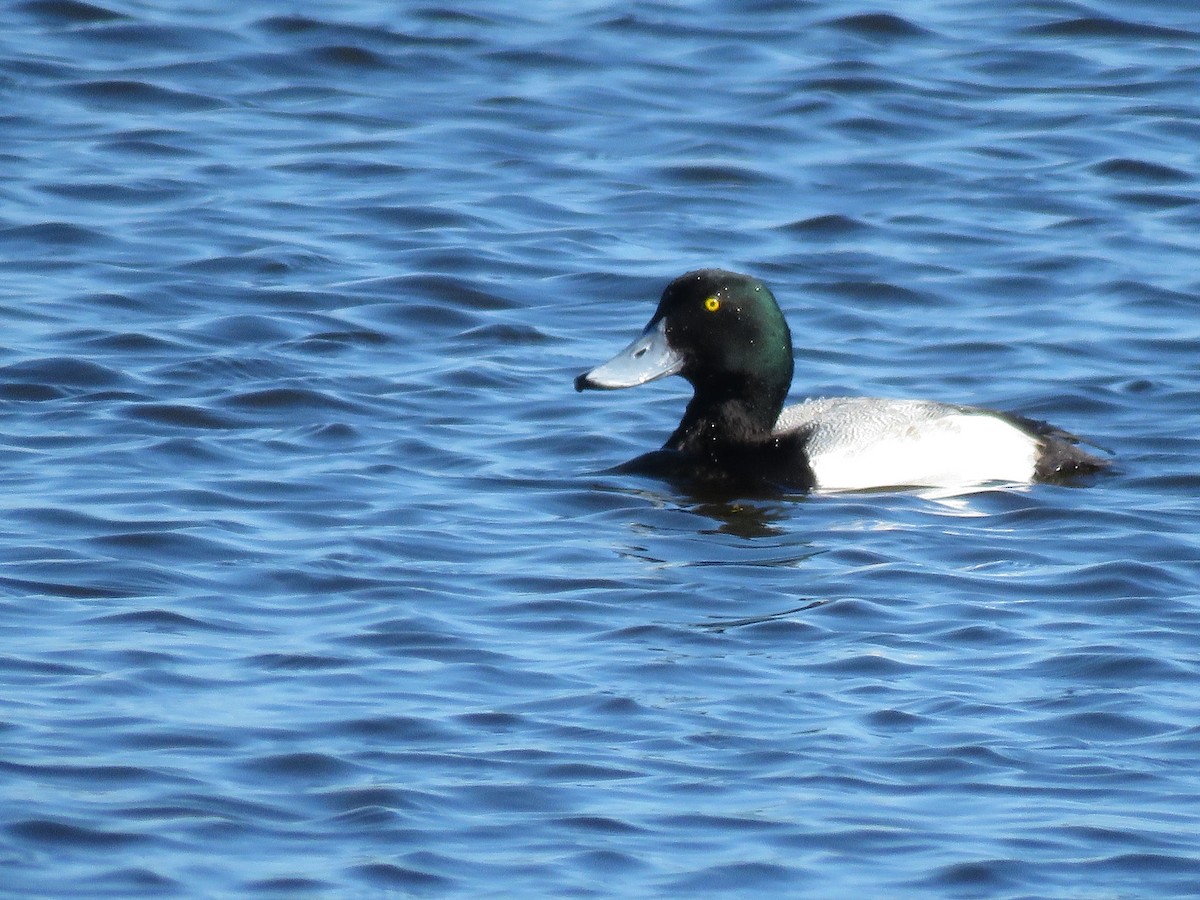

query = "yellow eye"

[{"left": 704, "top": 296, "right": 720, "bottom": 312}]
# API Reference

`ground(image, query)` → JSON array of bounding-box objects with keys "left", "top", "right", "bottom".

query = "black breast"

[{"left": 618, "top": 429, "right": 817, "bottom": 492}]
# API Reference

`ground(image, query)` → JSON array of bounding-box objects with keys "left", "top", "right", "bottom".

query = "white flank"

[{"left": 773, "top": 397, "right": 1040, "bottom": 492}]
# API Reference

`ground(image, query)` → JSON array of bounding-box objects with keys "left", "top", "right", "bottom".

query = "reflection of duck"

[{"left": 576, "top": 269, "right": 1109, "bottom": 492}]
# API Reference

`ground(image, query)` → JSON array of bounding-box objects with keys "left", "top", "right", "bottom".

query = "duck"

[{"left": 574, "top": 269, "right": 1109, "bottom": 492}]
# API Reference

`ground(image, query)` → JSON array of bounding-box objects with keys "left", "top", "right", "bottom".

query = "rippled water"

[{"left": 3, "top": 0, "right": 1200, "bottom": 895}]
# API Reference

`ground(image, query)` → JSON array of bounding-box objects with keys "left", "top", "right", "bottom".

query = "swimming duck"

[{"left": 575, "top": 269, "right": 1108, "bottom": 492}]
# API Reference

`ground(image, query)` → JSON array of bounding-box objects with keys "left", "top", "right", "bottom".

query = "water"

[{"left": 3, "top": 0, "right": 1200, "bottom": 895}]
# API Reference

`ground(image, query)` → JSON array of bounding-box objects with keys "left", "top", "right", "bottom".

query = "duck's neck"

[{"left": 665, "top": 375, "right": 787, "bottom": 452}]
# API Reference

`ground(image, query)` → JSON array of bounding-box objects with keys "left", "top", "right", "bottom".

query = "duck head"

[{"left": 576, "top": 269, "right": 795, "bottom": 441}]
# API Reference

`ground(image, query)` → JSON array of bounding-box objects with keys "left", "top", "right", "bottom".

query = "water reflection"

[{"left": 694, "top": 598, "right": 830, "bottom": 632}]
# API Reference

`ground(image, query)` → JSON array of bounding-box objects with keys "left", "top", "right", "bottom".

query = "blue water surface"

[{"left": 2, "top": 0, "right": 1200, "bottom": 896}]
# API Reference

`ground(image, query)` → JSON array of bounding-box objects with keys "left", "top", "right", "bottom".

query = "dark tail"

[{"left": 1000, "top": 413, "right": 1112, "bottom": 483}]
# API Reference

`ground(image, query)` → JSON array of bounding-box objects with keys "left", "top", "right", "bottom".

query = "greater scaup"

[{"left": 575, "top": 269, "right": 1109, "bottom": 492}]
